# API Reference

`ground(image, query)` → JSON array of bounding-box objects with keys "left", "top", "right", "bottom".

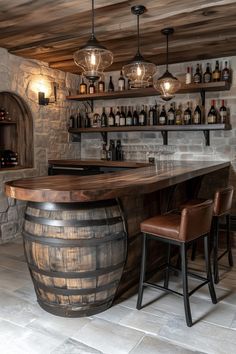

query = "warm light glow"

[
  {"left": 164, "top": 81, "right": 171, "bottom": 91},
  {"left": 31, "top": 77, "right": 52, "bottom": 97},
  {"left": 90, "top": 52, "right": 96, "bottom": 66},
  {"left": 137, "top": 65, "right": 142, "bottom": 77}
]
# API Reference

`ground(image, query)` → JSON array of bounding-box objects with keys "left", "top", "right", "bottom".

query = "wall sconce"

[{"left": 37, "top": 81, "right": 57, "bottom": 106}]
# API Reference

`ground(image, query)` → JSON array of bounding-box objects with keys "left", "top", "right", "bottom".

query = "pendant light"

[
  {"left": 122, "top": 5, "right": 157, "bottom": 88},
  {"left": 73, "top": 0, "right": 113, "bottom": 82},
  {"left": 154, "top": 28, "right": 181, "bottom": 101}
]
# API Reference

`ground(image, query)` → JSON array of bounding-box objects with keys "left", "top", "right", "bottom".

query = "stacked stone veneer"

[{"left": 0, "top": 47, "right": 81, "bottom": 242}]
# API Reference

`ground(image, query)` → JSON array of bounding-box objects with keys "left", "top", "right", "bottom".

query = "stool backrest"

[
  {"left": 214, "top": 186, "right": 234, "bottom": 216},
  {"left": 179, "top": 200, "right": 213, "bottom": 241}
]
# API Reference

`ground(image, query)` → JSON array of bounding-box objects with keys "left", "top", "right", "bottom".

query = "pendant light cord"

[
  {"left": 92, "top": 0, "right": 95, "bottom": 38},
  {"left": 137, "top": 14, "right": 140, "bottom": 55},
  {"left": 166, "top": 33, "right": 169, "bottom": 71}
]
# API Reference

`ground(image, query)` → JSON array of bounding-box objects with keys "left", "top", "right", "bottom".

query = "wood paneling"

[{"left": 0, "top": 1, "right": 236, "bottom": 73}]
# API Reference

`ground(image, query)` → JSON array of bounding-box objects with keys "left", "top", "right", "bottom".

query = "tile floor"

[{"left": 0, "top": 239, "right": 236, "bottom": 354}]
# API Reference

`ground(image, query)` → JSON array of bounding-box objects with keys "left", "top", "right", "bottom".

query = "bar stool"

[
  {"left": 136, "top": 200, "right": 217, "bottom": 327},
  {"left": 182, "top": 186, "right": 234, "bottom": 284}
]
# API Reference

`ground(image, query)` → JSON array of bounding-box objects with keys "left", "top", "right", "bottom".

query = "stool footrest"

[{"left": 217, "top": 249, "right": 229, "bottom": 261}]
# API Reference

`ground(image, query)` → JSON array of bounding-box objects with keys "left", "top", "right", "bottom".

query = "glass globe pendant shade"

[
  {"left": 73, "top": 0, "right": 113, "bottom": 82},
  {"left": 74, "top": 36, "right": 113, "bottom": 82},
  {"left": 154, "top": 70, "right": 181, "bottom": 101},
  {"left": 123, "top": 53, "right": 157, "bottom": 88}
]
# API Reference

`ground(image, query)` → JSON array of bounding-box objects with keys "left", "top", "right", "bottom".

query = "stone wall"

[{"left": 0, "top": 47, "right": 81, "bottom": 242}]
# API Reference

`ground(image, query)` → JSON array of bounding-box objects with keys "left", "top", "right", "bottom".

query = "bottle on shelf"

[
  {"left": 212, "top": 60, "right": 221, "bottom": 82},
  {"left": 88, "top": 81, "right": 95, "bottom": 94},
  {"left": 108, "top": 76, "right": 114, "bottom": 92},
  {"left": 115, "top": 106, "right": 121, "bottom": 126},
  {"left": 222, "top": 61, "right": 230, "bottom": 82},
  {"left": 207, "top": 100, "right": 217, "bottom": 124},
  {"left": 138, "top": 105, "right": 146, "bottom": 126},
  {"left": 118, "top": 70, "right": 125, "bottom": 91},
  {"left": 101, "top": 143, "right": 107, "bottom": 160},
  {"left": 148, "top": 106, "right": 154, "bottom": 126},
  {"left": 175, "top": 104, "right": 183, "bottom": 125},
  {"left": 108, "top": 107, "right": 115, "bottom": 127},
  {"left": 193, "top": 63, "right": 202, "bottom": 83},
  {"left": 153, "top": 105, "right": 158, "bottom": 125},
  {"left": 101, "top": 107, "right": 107, "bottom": 127},
  {"left": 193, "top": 104, "right": 202, "bottom": 124},
  {"left": 69, "top": 115, "right": 75, "bottom": 128},
  {"left": 133, "top": 107, "right": 139, "bottom": 126},
  {"left": 79, "top": 76, "right": 87, "bottom": 94},
  {"left": 159, "top": 105, "right": 167, "bottom": 125},
  {"left": 98, "top": 77, "right": 105, "bottom": 93},
  {"left": 0, "top": 107, "right": 6, "bottom": 121},
  {"left": 76, "top": 111, "right": 82, "bottom": 128},
  {"left": 116, "top": 140, "right": 123, "bottom": 161},
  {"left": 203, "top": 63, "right": 212, "bottom": 83},
  {"left": 183, "top": 102, "right": 192, "bottom": 124},
  {"left": 84, "top": 111, "right": 90, "bottom": 128},
  {"left": 119, "top": 106, "right": 126, "bottom": 126},
  {"left": 108, "top": 140, "right": 116, "bottom": 161},
  {"left": 185, "top": 67, "right": 192, "bottom": 84},
  {"left": 167, "top": 103, "right": 175, "bottom": 125},
  {"left": 219, "top": 100, "right": 227, "bottom": 124},
  {"left": 126, "top": 106, "right": 133, "bottom": 126}
]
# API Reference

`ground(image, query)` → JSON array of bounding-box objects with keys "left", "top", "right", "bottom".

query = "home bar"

[{"left": 1, "top": 1, "right": 236, "bottom": 353}]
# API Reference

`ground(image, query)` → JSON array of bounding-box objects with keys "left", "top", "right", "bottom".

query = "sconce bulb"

[
  {"left": 90, "top": 52, "right": 96, "bottom": 66},
  {"left": 137, "top": 65, "right": 142, "bottom": 77}
]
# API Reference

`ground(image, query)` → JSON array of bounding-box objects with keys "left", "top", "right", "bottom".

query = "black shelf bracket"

[
  {"left": 101, "top": 132, "right": 108, "bottom": 144},
  {"left": 161, "top": 131, "right": 168, "bottom": 145},
  {"left": 203, "top": 130, "right": 210, "bottom": 146}
]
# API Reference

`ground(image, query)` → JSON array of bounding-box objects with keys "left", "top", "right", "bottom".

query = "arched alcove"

[{"left": 0, "top": 92, "right": 34, "bottom": 168}]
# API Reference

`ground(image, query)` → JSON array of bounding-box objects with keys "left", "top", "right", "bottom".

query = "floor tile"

[{"left": 51, "top": 338, "right": 103, "bottom": 354}]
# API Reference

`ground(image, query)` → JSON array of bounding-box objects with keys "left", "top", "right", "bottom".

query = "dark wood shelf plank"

[{"left": 0, "top": 121, "right": 17, "bottom": 125}]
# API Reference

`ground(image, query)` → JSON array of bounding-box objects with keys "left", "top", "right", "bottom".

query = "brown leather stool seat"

[
  {"left": 137, "top": 200, "right": 217, "bottom": 327},
  {"left": 181, "top": 186, "right": 234, "bottom": 283}
]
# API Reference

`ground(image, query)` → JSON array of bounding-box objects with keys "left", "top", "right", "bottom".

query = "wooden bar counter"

[{"left": 5, "top": 160, "right": 230, "bottom": 317}]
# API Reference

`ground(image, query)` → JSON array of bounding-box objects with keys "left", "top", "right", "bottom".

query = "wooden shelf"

[
  {"left": 0, "top": 120, "right": 17, "bottom": 125},
  {"left": 66, "top": 81, "right": 231, "bottom": 101}
]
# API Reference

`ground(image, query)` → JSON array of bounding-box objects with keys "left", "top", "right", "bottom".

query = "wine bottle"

[
  {"left": 219, "top": 100, "right": 227, "bottom": 124},
  {"left": 98, "top": 78, "right": 105, "bottom": 93},
  {"left": 203, "top": 63, "right": 212, "bottom": 83},
  {"left": 212, "top": 61, "right": 221, "bottom": 82},
  {"left": 138, "top": 105, "right": 146, "bottom": 126},
  {"left": 159, "top": 105, "right": 167, "bottom": 125},
  {"left": 194, "top": 64, "right": 202, "bottom": 83},
  {"left": 207, "top": 100, "right": 217, "bottom": 124},
  {"left": 101, "top": 107, "right": 107, "bottom": 127},
  {"left": 79, "top": 76, "right": 87, "bottom": 94},
  {"left": 88, "top": 81, "right": 95, "bottom": 94},
  {"left": 119, "top": 106, "right": 126, "bottom": 126},
  {"left": 118, "top": 70, "right": 125, "bottom": 91},
  {"left": 115, "top": 107, "right": 121, "bottom": 126},
  {"left": 126, "top": 106, "right": 133, "bottom": 126},
  {"left": 116, "top": 140, "right": 123, "bottom": 161},
  {"left": 167, "top": 103, "right": 175, "bottom": 125},
  {"left": 108, "top": 76, "right": 114, "bottom": 92},
  {"left": 185, "top": 67, "right": 192, "bottom": 84},
  {"left": 101, "top": 143, "right": 107, "bottom": 160},
  {"left": 222, "top": 61, "right": 230, "bottom": 82},
  {"left": 108, "top": 107, "right": 115, "bottom": 127},
  {"left": 133, "top": 108, "right": 139, "bottom": 126},
  {"left": 148, "top": 106, "right": 154, "bottom": 126},
  {"left": 183, "top": 102, "right": 192, "bottom": 124},
  {"left": 175, "top": 104, "right": 183, "bottom": 125},
  {"left": 153, "top": 105, "right": 158, "bottom": 125},
  {"left": 69, "top": 115, "right": 75, "bottom": 128},
  {"left": 193, "top": 104, "right": 201, "bottom": 124}
]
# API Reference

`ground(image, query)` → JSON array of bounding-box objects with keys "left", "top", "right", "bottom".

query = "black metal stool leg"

[
  {"left": 204, "top": 235, "right": 217, "bottom": 304},
  {"left": 137, "top": 233, "right": 147, "bottom": 310},
  {"left": 181, "top": 243, "right": 192, "bottom": 327},
  {"left": 191, "top": 241, "right": 197, "bottom": 261},
  {"left": 213, "top": 217, "right": 220, "bottom": 284},
  {"left": 226, "top": 214, "right": 234, "bottom": 267},
  {"left": 164, "top": 243, "right": 171, "bottom": 288}
]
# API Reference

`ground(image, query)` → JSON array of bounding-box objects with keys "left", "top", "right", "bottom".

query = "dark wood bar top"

[
  {"left": 48, "top": 159, "right": 149, "bottom": 168},
  {"left": 5, "top": 160, "right": 230, "bottom": 203}
]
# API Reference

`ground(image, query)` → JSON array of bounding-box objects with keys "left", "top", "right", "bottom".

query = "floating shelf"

[
  {"left": 69, "top": 124, "right": 231, "bottom": 146},
  {"left": 0, "top": 120, "right": 17, "bottom": 125}
]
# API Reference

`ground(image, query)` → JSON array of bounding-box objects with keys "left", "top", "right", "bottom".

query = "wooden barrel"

[{"left": 23, "top": 199, "right": 127, "bottom": 317}]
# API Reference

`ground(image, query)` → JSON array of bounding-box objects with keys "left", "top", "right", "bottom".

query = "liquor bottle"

[
  {"left": 193, "top": 104, "right": 201, "bottom": 124},
  {"left": 203, "top": 63, "right": 212, "bottom": 83},
  {"left": 207, "top": 100, "right": 217, "bottom": 124},
  {"left": 76, "top": 112, "right": 82, "bottom": 128},
  {"left": 101, "top": 107, "right": 107, "bottom": 127},
  {"left": 175, "top": 104, "right": 183, "bottom": 125},
  {"left": 120, "top": 106, "right": 126, "bottom": 126},
  {"left": 115, "top": 107, "right": 121, "bottom": 126},
  {"left": 212, "top": 61, "right": 221, "bottom": 82},
  {"left": 167, "top": 103, "right": 175, "bottom": 125},
  {"left": 69, "top": 115, "right": 75, "bottom": 128},
  {"left": 101, "top": 143, "right": 107, "bottom": 160},
  {"left": 109, "top": 140, "right": 116, "bottom": 161},
  {"left": 98, "top": 77, "right": 105, "bottom": 93},
  {"left": 193, "top": 64, "right": 202, "bottom": 83},
  {"left": 183, "top": 102, "right": 192, "bottom": 124},
  {"left": 84, "top": 111, "right": 90, "bottom": 128},
  {"left": 148, "top": 106, "right": 154, "bottom": 126},
  {"left": 108, "top": 76, "right": 114, "bottom": 92},
  {"left": 118, "top": 70, "right": 125, "bottom": 91},
  {"left": 222, "top": 61, "right": 230, "bottom": 82},
  {"left": 88, "top": 81, "right": 95, "bottom": 94},
  {"left": 138, "top": 105, "right": 146, "bottom": 126},
  {"left": 153, "top": 105, "right": 158, "bottom": 125},
  {"left": 185, "top": 67, "right": 192, "bottom": 84},
  {"left": 133, "top": 108, "right": 139, "bottom": 126},
  {"left": 79, "top": 76, "right": 87, "bottom": 94},
  {"left": 126, "top": 106, "right": 133, "bottom": 126},
  {"left": 159, "top": 105, "right": 167, "bottom": 125},
  {"left": 116, "top": 140, "right": 123, "bottom": 161},
  {"left": 108, "top": 107, "right": 115, "bottom": 127},
  {"left": 219, "top": 100, "right": 227, "bottom": 124}
]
